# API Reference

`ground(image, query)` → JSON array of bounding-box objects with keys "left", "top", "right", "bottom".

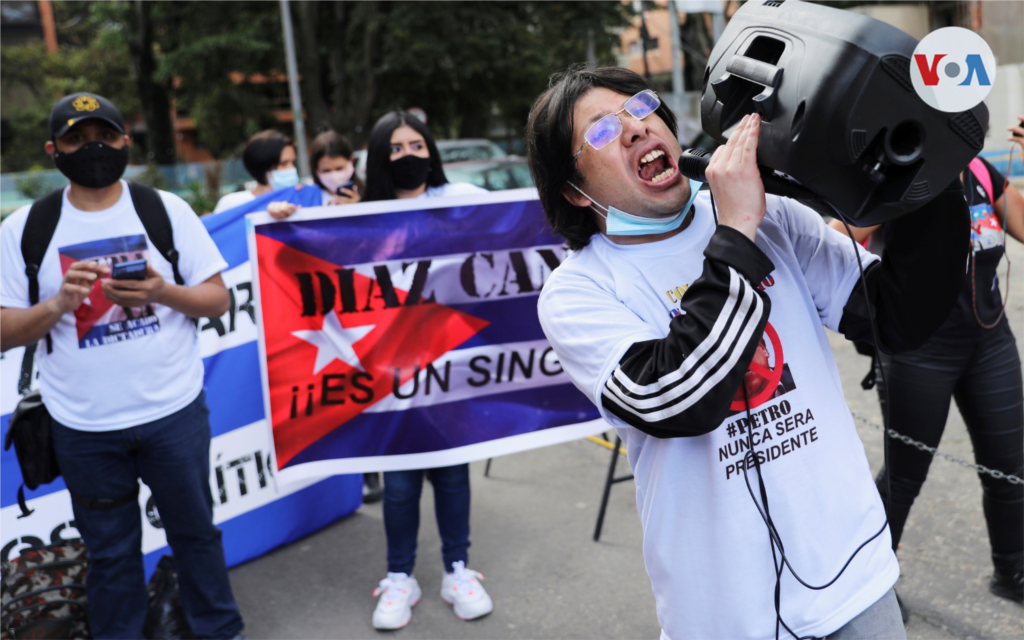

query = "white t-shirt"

[
  {"left": 422, "top": 182, "right": 487, "bottom": 198},
  {"left": 538, "top": 193, "right": 896, "bottom": 640},
  {"left": 213, "top": 189, "right": 256, "bottom": 213},
  {"left": 319, "top": 181, "right": 484, "bottom": 205},
  {"left": 1, "top": 181, "right": 228, "bottom": 432}
]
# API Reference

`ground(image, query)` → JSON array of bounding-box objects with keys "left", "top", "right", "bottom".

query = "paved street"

[{"left": 231, "top": 236, "right": 1024, "bottom": 639}]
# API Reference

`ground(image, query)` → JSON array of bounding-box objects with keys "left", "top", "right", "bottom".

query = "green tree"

[
  {"left": 1, "top": 2, "right": 138, "bottom": 172},
  {"left": 3, "top": 1, "right": 631, "bottom": 172},
  {"left": 296, "top": 1, "right": 629, "bottom": 145},
  {"left": 150, "top": 1, "right": 287, "bottom": 158}
]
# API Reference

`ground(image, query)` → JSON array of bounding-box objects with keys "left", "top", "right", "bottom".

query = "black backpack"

[
  {"left": 0, "top": 540, "right": 90, "bottom": 639},
  {"left": 4, "top": 182, "right": 184, "bottom": 519}
]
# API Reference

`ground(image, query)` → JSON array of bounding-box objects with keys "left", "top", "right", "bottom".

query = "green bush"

[
  {"left": 13, "top": 167, "right": 52, "bottom": 200},
  {"left": 184, "top": 181, "right": 217, "bottom": 216},
  {"left": 132, "top": 163, "right": 168, "bottom": 190}
]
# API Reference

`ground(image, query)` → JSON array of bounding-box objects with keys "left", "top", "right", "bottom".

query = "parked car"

[
  {"left": 436, "top": 139, "right": 508, "bottom": 164},
  {"left": 442, "top": 158, "right": 534, "bottom": 191},
  {"left": 350, "top": 139, "right": 510, "bottom": 185}
]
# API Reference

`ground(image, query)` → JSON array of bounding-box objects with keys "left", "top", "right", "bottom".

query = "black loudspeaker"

[{"left": 699, "top": 0, "right": 989, "bottom": 226}]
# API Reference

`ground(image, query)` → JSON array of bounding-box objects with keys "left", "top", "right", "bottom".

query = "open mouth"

[{"left": 637, "top": 148, "right": 677, "bottom": 184}]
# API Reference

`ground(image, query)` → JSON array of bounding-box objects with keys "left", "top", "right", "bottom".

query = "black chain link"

[{"left": 851, "top": 411, "right": 1023, "bottom": 485}]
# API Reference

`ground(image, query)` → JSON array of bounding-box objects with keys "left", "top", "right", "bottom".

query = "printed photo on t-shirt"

[
  {"left": 58, "top": 234, "right": 161, "bottom": 348},
  {"left": 716, "top": 322, "right": 820, "bottom": 482},
  {"left": 728, "top": 321, "right": 797, "bottom": 413},
  {"left": 969, "top": 202, "right": 1004, "bottom": 252}
]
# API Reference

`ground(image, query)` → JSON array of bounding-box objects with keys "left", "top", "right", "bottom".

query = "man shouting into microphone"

[{"left": 526, "top": 66, "right": 969, "bottom": 640}]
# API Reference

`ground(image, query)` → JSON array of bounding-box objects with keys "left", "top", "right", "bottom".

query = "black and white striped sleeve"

[{"left": 602, "top": 226, "right": 775, "bottom": 438}]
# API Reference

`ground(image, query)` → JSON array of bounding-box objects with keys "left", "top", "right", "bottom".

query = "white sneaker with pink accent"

[
  {"left": 371, "top": 572, "right": 421, "bottom": 630},
  {"left": 440, "top": 561, "right": 493, "bottom": 620}
]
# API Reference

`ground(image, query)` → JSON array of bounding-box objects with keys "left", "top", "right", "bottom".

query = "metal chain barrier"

[{"left": 850, "top": 411, "right": 1024, "bottom": 485}]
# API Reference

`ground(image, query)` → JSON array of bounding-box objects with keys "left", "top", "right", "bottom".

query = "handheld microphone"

[{"left": 679, "top": 148, "right": 838, "bottom": 220}]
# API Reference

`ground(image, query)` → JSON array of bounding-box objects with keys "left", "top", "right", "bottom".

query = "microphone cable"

[{"left": 708, "top": 190, "right": 894, "bottom": 640}]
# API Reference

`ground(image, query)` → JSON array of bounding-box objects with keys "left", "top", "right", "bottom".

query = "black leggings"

[{"left": 875, "top": 319, "right": 1023, "bottom": 555}]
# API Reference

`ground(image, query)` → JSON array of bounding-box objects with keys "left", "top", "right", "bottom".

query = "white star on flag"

[{"left": 292, "top": 311, "right": 375, "bottom": 375}]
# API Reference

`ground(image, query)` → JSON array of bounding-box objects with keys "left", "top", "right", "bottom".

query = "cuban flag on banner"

[
  {"left": 246, "top": 188, "right": 604, "bottom": 484},
  {"left": 0, "top": 184, "right": 362, "bottom": 576}
]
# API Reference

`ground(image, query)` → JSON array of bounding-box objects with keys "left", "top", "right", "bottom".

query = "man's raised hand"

[{"left": 705, "top": 114, "right": 767, "bottom": 241}]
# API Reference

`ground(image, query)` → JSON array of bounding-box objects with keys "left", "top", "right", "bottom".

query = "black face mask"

[
  {"left": 390, "top": 154, "right": 432, "bottom": 191},
  {"left": 53, "top": 141, "right": 129, "bottom": 189}
]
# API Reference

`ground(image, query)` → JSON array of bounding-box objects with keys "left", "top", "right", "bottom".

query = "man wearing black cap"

[{"left": 1, "top": 93, "right": 245, "bottom": 638}]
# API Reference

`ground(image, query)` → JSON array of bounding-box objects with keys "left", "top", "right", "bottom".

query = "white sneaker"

[
  {"left": 371, "top": 572, "right": 422, "bottom": 630},
  {"left": 440, "top": 561, "right": 493, "bottom": 620}
]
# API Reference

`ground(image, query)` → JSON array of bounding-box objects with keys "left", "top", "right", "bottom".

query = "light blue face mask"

[
  {"left": 570, "top": 178, "right": 703, "bottom": 236},
  {"left": 268, "top": 167, "right": 300, "bottom": 190}
]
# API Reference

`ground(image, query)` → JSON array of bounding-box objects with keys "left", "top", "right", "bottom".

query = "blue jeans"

[
  {"left": 51, "top": 392, "right": 243, "bottom": 639},
  {"left": 824, "top": 589, "right": 906, "bottom": 639},
  {"left": 383, "top": 464, "right": 471, "bottom": 575}
]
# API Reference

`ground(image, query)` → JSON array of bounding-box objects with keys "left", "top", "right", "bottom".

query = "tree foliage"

[
  {"left": 150, "top": 1, "right": 287, "bottom": 157},
  {"left": 318, "top": 1, "right": 628, "bottom": 145},
  {"left": 1, "top": 1, "right": 137, "bottom": 171},
  {"left": 2, "top": 1, "right": 631, "bottom": 172}
]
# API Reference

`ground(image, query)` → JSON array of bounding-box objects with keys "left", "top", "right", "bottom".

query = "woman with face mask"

[
  {"left": 311, "top": 131, "right": 364, "bottom": 205},
  {"left": 213, "top": 129, "right": 298, "bottom": 213},
  {"left": 267, "top": 130, "right": 365, "bottom": 219},
  {"left": 362, "top": 111, "right": 485, "bottom": 201},
  {"left": 360, "top": 111, "right": 490, "bottom": 630},
  {"left": 256, "top": 113, "right": 491, "bottom": 628}
]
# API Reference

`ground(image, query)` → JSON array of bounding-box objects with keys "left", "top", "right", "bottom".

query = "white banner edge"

[{"left": 273, "top": 418, "right": 612, "bottom": 483}]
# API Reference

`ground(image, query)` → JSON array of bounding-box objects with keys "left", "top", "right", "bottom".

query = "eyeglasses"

[{"left": 573, "top": 90, "right": 661, "bottom": 161}]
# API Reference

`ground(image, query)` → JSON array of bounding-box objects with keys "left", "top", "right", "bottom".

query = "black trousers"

[{"left": 875, "top": 319, "right": 1023, "bottom": 556}]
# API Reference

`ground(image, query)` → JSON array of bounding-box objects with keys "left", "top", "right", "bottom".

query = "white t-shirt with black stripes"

[{"left": 538, "top": 193, "right": 896, "bottom": 640}]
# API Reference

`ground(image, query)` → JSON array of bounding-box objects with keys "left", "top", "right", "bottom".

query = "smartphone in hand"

[{"left": 111, "top": 259, "right": 147, "bottom": 280}]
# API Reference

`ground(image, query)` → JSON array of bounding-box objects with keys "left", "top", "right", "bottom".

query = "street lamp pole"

[
  {"left": 667, "top": 0, "right": 688, "bottom": 141},
  {"left": 279, "top": 0, "right": 311, "bottom": 179}
]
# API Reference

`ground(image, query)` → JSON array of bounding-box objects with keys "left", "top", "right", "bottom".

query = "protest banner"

[
  {"left": 0, "top": 185, "right": 361, "bottom": 574},
  {"left": 246, "top": 188, "right": 605, "bottom": 484}
]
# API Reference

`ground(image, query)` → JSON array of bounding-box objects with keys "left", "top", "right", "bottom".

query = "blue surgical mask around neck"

[
  {"left": 569, "top": 178, "right": 703, "bottom": 237},
  {"left": 268, "top": 167, "right": 300, "bottom": 190}
]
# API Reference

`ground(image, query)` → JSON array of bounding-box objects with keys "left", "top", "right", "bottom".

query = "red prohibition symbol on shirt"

[{"left": 730, "top": 321, "right": 784, "bottom": 412}]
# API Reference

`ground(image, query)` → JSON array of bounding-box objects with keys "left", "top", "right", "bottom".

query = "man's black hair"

[
  {"left": 363, "top": 110, "right": 448, "bottom": 202},
  {"left": 243, "top": 129, "right": 294, "bottom": 185},
  {"left": 526, "top": 66, "right": 678, "bottom": 250}
]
